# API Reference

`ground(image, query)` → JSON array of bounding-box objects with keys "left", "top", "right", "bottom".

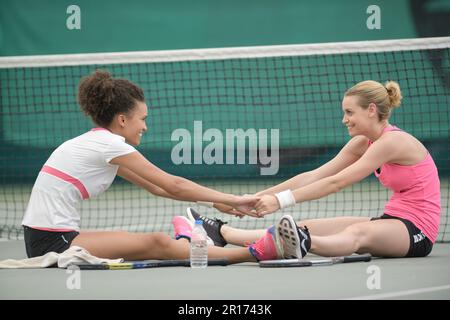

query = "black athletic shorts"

[
  {"left": 370, "top": 214, "right": 433, "bottom": 257},
  {"left": 23, "top": 226, "right": 80, "bottom": 258}
]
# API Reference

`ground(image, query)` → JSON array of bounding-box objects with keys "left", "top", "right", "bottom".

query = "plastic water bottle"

[{"left": 190, "top": 220, "right": 208, "bottom": 268}]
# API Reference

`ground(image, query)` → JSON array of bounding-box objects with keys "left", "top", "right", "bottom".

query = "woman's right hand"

[
  {"left": 230, "top": 194, "right": 261, "bottom": 218},
  {"left": 214, "top": 194, "right": 261, "bottom": 218}
]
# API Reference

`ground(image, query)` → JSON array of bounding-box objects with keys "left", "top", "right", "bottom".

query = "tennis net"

[{"left": 1, "top": 37, "right": 449, "bottom": 241}]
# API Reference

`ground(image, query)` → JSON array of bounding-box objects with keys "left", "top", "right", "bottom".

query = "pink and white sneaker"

[
  {"left": 172, "top": 215, "right": 214, "bottom": 245},
  {"left": 248, "top": 226, "right": 284, "bottom": 261},
  {"left": 172, "top": 216, "right": 193, "bottom": 241}
]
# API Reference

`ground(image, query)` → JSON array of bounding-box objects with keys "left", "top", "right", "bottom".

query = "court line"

[{"left": 346, "top": 284, "right": 450, "bottom": 300}]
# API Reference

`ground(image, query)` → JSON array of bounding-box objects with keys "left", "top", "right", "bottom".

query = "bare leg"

[
  {"left": 221, "top": 226, "right": 266, "bottom": 246},
  {"left": 310, "top": 219, "right": 410, "bottom": 257},
  {"left": 71, "top": 230, "right": 255, "bottom": 264},
  {"left": 297, "top": 216, "right": 371, "bottom": 236},
  {"left": 221, "top": 216, "right": 370, "bottom": 246}
]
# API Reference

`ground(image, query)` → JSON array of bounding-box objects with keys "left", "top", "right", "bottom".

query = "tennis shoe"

[
  {"left": 277, "top": 215, "right": 311, "bottom": 259},
  {"left": 172, "top": 216, "right": 193, "bottom": 241},
  {"left": 172, "top": 215, "right": 214, "bottom": 245},
  {"left": 248, "top": 226, "right": 284, "bottom": 261},
  {"left": 186, "top": 207, "right": 228, "bottom": 247}
]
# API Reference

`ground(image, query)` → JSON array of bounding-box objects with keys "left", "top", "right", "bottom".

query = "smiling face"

[
  {"left": 120, "top": 101, "right": 148, "bottom": 146},
  {"left": 341, "top": 95, "right": 377, "bottom": 137}
]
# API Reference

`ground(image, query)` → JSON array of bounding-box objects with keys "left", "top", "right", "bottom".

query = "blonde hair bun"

[{"left": 384, "top": 80, "right": 402, "bottom": 108}]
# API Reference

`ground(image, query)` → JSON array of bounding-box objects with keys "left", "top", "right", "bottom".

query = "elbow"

[
  {"left": 329, "top": 176, "right": 348, "bottom": 193},
  {"left": 167, "top": 177, "right": 189, "bottom": 198},
  {"left": 143, "top": 183, "right": 167, "bottom": 197},
  {"left": 147, "top": 187, "right": 165, "bottom": 197}
]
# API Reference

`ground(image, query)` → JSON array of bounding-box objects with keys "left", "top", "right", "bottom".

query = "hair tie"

[{"left": 385, "top": 79, "right": 392, "bottom": 94}]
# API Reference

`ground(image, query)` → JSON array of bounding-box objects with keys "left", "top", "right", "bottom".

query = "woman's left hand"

[
  {"left": 255, "top": 195, "right": 280, "bottom": 216},
  {"left": 232, "top": 194, "right": 261, "bottom": 218}
]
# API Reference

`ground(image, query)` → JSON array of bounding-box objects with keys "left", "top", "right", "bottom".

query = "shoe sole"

[
  {"left": 277, "top": 215, "right": 302, "bottom": 259},
  {"left": 186, "top": 207, "right": 198, "bottom": 224},
  {"left": 178, "top": 215, "right": 193, "bottom": 228}
]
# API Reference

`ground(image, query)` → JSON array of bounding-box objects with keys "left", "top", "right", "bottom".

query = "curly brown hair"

[{"left": 77, "top": 70, "right": 145, "bottom": 127}]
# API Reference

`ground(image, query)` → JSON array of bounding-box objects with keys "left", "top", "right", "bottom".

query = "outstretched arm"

[
  {"left": 117, "top": 166, "right": 181, "bottom": 200},
  {"left": 111, "top": 151, "right": 258, "bottom": 209},
  {"left": 255, "top": 135, "right": 398, "bottom": 216},
  {"left": 118, "top": 166, "right": 256, "bottom": 217},
  {"left": 255, "top": 135, "right": 368, "bottom": 196},
  {"left": 210, "top": 135, "right": 368, "bottom": 216}
]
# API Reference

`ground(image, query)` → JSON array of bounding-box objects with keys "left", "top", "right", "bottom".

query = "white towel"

[{"left": 0, "top": 246, "right": 123, "bottom": 269}]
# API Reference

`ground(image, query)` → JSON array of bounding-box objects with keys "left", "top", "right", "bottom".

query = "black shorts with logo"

[
  {"left": 23, "top": 226, "right": 80, "bottom": 258},
  {"left": 370, "top": 214, "right": 433, "bottom": 257}
]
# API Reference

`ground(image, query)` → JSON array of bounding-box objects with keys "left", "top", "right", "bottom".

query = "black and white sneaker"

[
  {"left": 277, "top": 215, "right": 311, "bottom": 259},
  {"left": 186, "top": 207, "right": 228, "bottom": 247}
]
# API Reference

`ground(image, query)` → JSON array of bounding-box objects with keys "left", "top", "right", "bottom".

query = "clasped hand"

[{"left": 219, "top": 194, "right": 281, "bottom": 218}]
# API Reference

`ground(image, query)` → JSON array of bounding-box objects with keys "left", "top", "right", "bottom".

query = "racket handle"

[
  {"left": 343, "top": 253, "right": 372, "bottom": 263},
  {"left": 157, "top": 258, "right": 229, "bottom": 267},
  {"left": 208, "top": 258, "right": 229, "bottom": 266}
]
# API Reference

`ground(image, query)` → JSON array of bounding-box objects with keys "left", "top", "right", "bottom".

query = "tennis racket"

[
  {"left": 259, "top": 253, "right": 372, "bottom": 268},
  {"left": 74, "top": 258, "right": 229, "bottom": 270}
]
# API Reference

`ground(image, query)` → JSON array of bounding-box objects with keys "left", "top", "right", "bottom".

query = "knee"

[
  {"left": 344, "top": 224, "right": 367, "bottom": 250},
  {"left": 147, "top": 232, "right": 172, "bottom": 250},
  {"left": 345, "top": 224, "right": 364, "bottom": 236}
]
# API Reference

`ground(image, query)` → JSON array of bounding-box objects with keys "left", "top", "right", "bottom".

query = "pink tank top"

[{"left": 369, "top": 126, "right": 441, "bottom": 243}]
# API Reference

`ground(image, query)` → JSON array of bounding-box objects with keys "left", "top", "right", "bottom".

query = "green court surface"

[{"left": 1, "top": 240, "right": 449, "bottom": 300}]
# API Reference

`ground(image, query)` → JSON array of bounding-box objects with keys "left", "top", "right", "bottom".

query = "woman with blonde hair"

[{"left": 186, "top": 80, "right": 441, "bottom": 259}]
